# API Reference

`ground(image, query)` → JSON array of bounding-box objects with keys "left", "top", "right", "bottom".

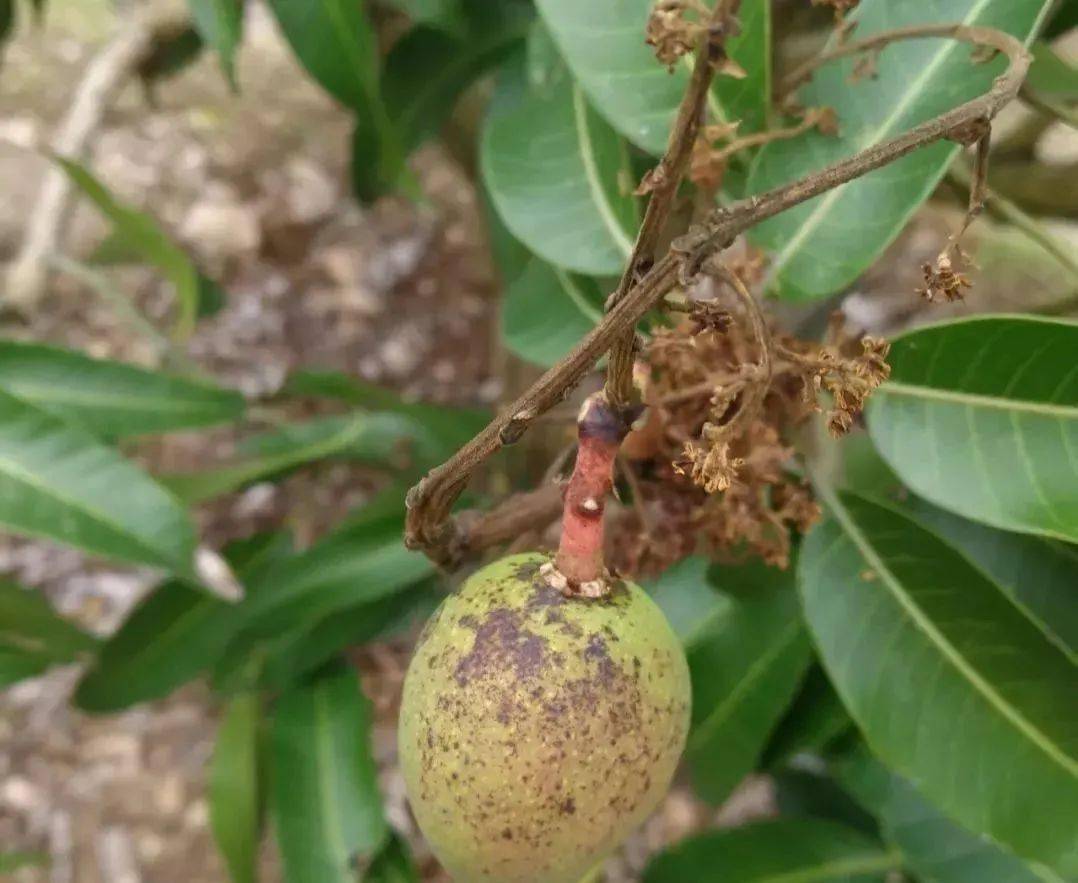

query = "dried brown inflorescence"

[{"left": 612, "top": 277, "right": 889, "bottom": 577}]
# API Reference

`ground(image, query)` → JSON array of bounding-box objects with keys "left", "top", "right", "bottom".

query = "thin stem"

[
  {"left": 604, "top": 0, "right": 741, "bottom": 408},
  {"left": 1020, "top": 85, "right": 1078, "bottom": 129}
]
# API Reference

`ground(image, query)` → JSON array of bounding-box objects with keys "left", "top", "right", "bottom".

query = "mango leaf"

[
  {"left": 74, "top": 533, "right": 292, "bottom": 712},
  {"left": 535, "top": 0, "right": 771, "bottom": 154},
  {"left": 380, "top": 0, "right": 463, "bottom": 32},
  {"left": 867, "top": 315, "right": 1078, "bottom": 543},
  {"left": 481, "top": 55, "right": 638, "bottom": 275},
  {"left": 902, "top": 496, "right": 1078, "bottom": 655},
  {"left": 772, "top": 768, "right": 882, "bottom": 840},
  {"left": 643, "top": 818, "right": 900, "bottom": 882},
  {"left": 763, "top": 664, "right": 852, "bottom": 767},
  {"left": 366, "top": 834, "right": 420, "bottom": 883},
  {"left": 259, "top": 582, "right": 439, "bottom": 690},
  {"left": 0, "top": 341, "right": 243, "bottom": 438},
  {"left": 272, "top": 667, "right": 388, "bottom": 883},
  {"left": 55, "top": 157, "right": 210, "bottom": 337},
  {"left": 0, "top": 852, "right": 49, "bottom": 874},
  {"left": 281, "top": 370, "right": 489, "bottom": 455},
  {"left": 160, "top": 412, "right": 420, "bottom": 504},
  {"left": 1026, "top": 41, "right": 1078, "bottom": 98},
  {"left": 799, "top": 489, "right": 1078, "bottom": 875},
  {"left": 0, "top": 574, "right": 89, "bottom": 690},
  {"left": 0, "top": 389, "right": 195, "bottom": 572},
  {"left": 137, "top": 25, "right": 204, "bottom": 88},
  {"left": 685, "top": 561, "right": 812, "bottom": 804},
  {"left": 645, "top": 556, "right": 728, "bottom": 649},
  {"left": 210, "top": 692, "right": 262, "bottom": 883},
  {"left": 503, "top": 257, "right": 604, "bottom": 366},
  {"left": 837, "top": 746, "right": 1061, "bottom": 883},
  {"left": 240, "top": 512, "right": 434, "bottom": 638},
  {"left": 747, "top": 0, "right": 1050, "bottom": 300},
  {"left": 187, "top": 0, "right": 243, "bottom": 88}
]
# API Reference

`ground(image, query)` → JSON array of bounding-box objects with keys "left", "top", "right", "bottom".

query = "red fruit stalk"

[{"left": 553, "top": 393, "right": 637, "bottom": 591}]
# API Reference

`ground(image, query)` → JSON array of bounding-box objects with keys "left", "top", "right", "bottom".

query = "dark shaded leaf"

[
  {"left": 763, "top": 664, "right": 852, "bottom": 767},
  {"left": 188, "top": 0, "right": 243, "bottom": 87},
  {"left": 365, "top": 833, "right": 420, "bottom": 883},
  {"left": 0, "top": 578, "right": 97, "bottom": 663},
  {"left": 685, "top": 561, "right": 812, "bottom": 804}
]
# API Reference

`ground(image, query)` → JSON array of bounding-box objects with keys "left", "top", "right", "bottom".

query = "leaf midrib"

[
  {"left": 878, "top": 381, "right": 1078, "bottom": 418},
  {"left": 824, "top": 488, "right": 1078, "bottom": 780}
]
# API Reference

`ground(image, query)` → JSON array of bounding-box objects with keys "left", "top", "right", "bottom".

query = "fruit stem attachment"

[{"left": 552, "top": 393, "right": 639, "bottom": 594}]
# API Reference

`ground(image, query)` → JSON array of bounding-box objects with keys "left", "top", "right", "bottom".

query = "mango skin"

[{"left": 398, "top": 552, "right": 691, "bottom": 883}]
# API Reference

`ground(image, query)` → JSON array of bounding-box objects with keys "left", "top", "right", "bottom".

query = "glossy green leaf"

[
  {"left": 503, "top": 257, "right": 604, "bottom": 366},
  {"left": 0, "top": 389, "right": 195, "bottom": 572},
  {"left": 160, "top": 413, "right": 416, "bottom": 504},
  {"left": 366, "top": 834, "right": 420, "bottom": 883},
  {"left": 0, "top": 646, "right": 52, "bottom": 689},
  {"left": 643, "top": 818, "right": 899, "bottom": 882},
  {"left": 0, "top": 578, "right": 97, "bottom": 662},
  {"left": 685, "top": 561, "right": 812, "bottom": 804},
  {"left": 272, "top": 667, "right": 387, "bottom": 883},
  {"left": 74, "top": 533, "right": 292, "bottom": 712},
  {"left": 381, "top": 0, "right": 462, "bottom": 32},
  {"left": 902, "top": 495, "right": 1078, "bottom": 654},
  {"left": 1026, "top": 41, "right": 1078, "bottom": 98},
  {"left": 773, "top": 768, "right": 882, "bottom": 841},
  {"left": 0, "top": 341, "right": 243, "bottom": 438},
  {"left": 645, "top": 556, "right": 728, "bottom": 649},
  {"left": 188, "top": 0, "right": 243, "bottom": 87},
  {"left": 747, "top": 0, "right": 1050, "bottom": 300},
  {"left": 210, "top": 693, "right": 262, "bottom": 883},
  {"left": 259, "top": 583, "right": 439, "bottom": 689},
  {"left": 763, "top": 664, "right": 852, "bottom": 767},
  {"left": 837, "top": 746, "right": 1060, "bottom": 883},
  {"left": 799, "top": 489, "right": 1078, "bottom": 875},
  {"left": 867, "top": 315, "right": 1078, "bottom": 543},
  {"left": 55, "top": 157, "right": 209, "bottom": 337},
  {"left": 481, "top": 56, "right": 638, "bottom": 275},
  {"left": 240, "top": 512, "right": 434, "bottom": 638},
  {"left": 281, "top": 370, "right": 489, "bottom": 455},
  {"left": 535, "top": 0, "right": 771, "bottom": 153}
]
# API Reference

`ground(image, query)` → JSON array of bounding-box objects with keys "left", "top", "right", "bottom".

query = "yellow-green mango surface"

[{"left": 399, "top": 553, "right": 691, "bottom": 882}]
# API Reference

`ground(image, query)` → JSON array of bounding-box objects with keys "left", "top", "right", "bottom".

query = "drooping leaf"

[
  {"left": 0, "top": 0, "right": 15, "bottom": 48},
  {"left": 481, "top": 55, "right": 638, "bottom": 275},
  {"left": 380, "top": 0, "right": 463, "bottom": 32},
  {"left": 747, "top": 0, "right": 1051, "bottom": 300},
  {"left": 187, "top": 0, "right": 243, "bottom": 88},
  {"left": 1026, "top": 40, "right": 1078, "bottom": 98},
  {"left": 55, "top": 157, "right": 212, "bottom": 337},
  {"left": 867, "top": 315, "right": 1078, "bottom": 543},
  {"left": 137, "top": 24, "right": 204, "bottom": 88},
  {"left": 0, "top": 389, "right": 195, "bottom": 572},
  {"left": 240, "top": 511, "right": 434, "bottom": 638},
  {"left": 503, "top": 257, "right": 604, "bottom": 366},
  {"left": 74, "top": 533, "right": 292, "bottom": 712},
  {"left": 643, "top": 818, "right": 900, "bottom": 882},
  {"left": 535, "top": 0, "right": 771, "bottom": 154},
  {"left": 772, "top": 767, "right": 883, "bottom": 841},
  {"left": 0, "top": 341, "right": 244, "bottom": 438},
  {"left": 365, "top": 833, "right": 420, "bottom": 883},
  {"left": 0, "top": 579, "right": 97, "bottom": 663},
  {"left": 272, "top": 667, "right": 388, "bottom": 883},
  {"left": 281, "top": 369, "right": 489, "bottom": 455},
  {"left": 799, "top": 489, "right": 1078, "bottom": 875},
  {"left": 210, "top": 692, "right": 262, "bottom": 883},
  {"left": 160, "top": 412, "right": 420, "bottom": 504},
  {"left": 902, "top": 496, "right": 1078, "bottom": 655},
  {"left": 685, "top": 561, "right": 812, "bottom": 804},
  {"left": 836, "top": 746, "right": 1061, "bottom": 883},
  {"left": 0, "top": 645, "right": 52, "bottom": 689},
  {"left": 644, "top": 556, "right": 729, "bottom": 649}
]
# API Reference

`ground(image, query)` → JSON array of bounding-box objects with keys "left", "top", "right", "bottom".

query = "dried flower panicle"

[
  {"left": 611, "top": 302, "right": 887, "bottom": 577},
  {"left": 917, "top": 247, "right": 973, "bottom": 303},
  {"left": 646, "top": 0, "right": 708, "bottom": 69},
  {"left": 812, "top": 0, "right": 860, "bottom": 22}
]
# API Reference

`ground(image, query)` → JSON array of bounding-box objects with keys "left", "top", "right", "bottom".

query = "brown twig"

[
  {"left": 604, "top": 0, "right": 742, "bottom": 409},
  {"left": 405, "top": 21, "right": 1030, "bottom": 567}
]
